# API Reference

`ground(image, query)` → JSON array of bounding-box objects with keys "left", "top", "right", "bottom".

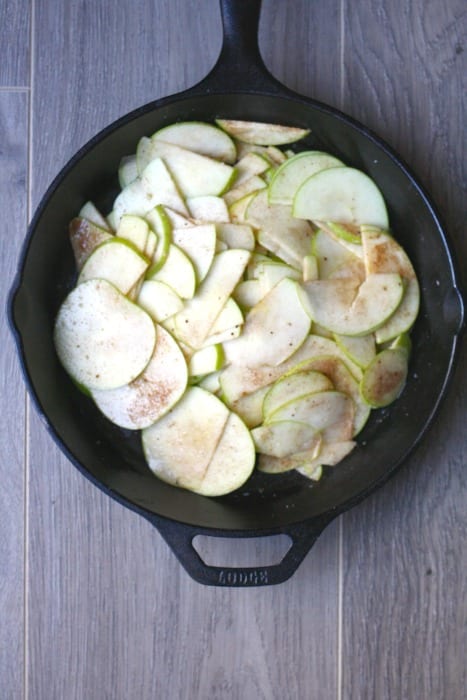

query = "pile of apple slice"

[{"left": 54, "top": 118, "right": 420, "bottom": 495}]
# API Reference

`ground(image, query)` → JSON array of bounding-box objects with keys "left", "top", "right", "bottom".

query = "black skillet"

[{"left": 9, "top": 0, "right": 465, "bottom": 586}]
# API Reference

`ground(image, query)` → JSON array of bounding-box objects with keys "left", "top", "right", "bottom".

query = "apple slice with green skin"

[
  {"left": 188, "top": 344, "right": 224, "bottom": 377},
  {"left": 268, "top": 150, "right": 345, "bottom": 205},
  {"left": 187, "top": 195, "right": 230, "bottom": 222},
  {"left": 162, "top": 206, "right": 196, "bottom": 230},
  {"left": 223, "top": 175, "right": 267, "bottom": 206},
  {"left": 116, "top": 214, "right": 149, "bottom": 253},
  {"left": 333, "top": 333, "right": 376, "bottom": 369},
  {"left": 256, "top": 260, "right": 301, "bottom": 294},
  {"left": 144, "top": 205, "right": 172, "bottom": 271},
  {"left": 360, "top": 347, "right": 409, "bottom": 408},
  {"left": 196, "top": 411, "right": 255, "bottom": 497},
  {"left": 223, "top": 278, "right": 311, "bottom": 367},
  {"left": 312, "top": 228, "right": 361, "bottom": 278},
  {"left": 229, "top": 192, "right": 257, "bottom": 223},
  {"left": 118, "top": 155, "right": 138, "bottom": 188},
  {"left": 234, "top": 152, "right": 271, "bottom": 185},
  {"left": 251, "top": 421, "right": 322, "bottom": 458},
  {"left": 111, "top": 157, "right": 189, "bottom": 227},
  {"left": 138, "top": 140, "right": 236, "bottom": 197},
  {"left": 233, "top": 279, "right": 266, "bottom": 310},
  {"left": 79, "top": 201, "right": 111, "bottom": 231},
  {"left": 90, "top": 325, "right": 187, "bottom": 429},
  {"left": 144, "top": 229, "right": 158, "bottom": 259},
  {"left": 206, "top": 297, "right": 243, "bottom": 335},
  {"left": 146, "top": 243, "right": 196, "bottom": 300},
  {"left": 222, "top": 385, "right": 270, "bottom": 428},
  {"left": 361, "top": 225, "right": 420, "bottom": 343},
  {"left": 293, "top": 167, "right": 389, "bottom": 229},
  {"left": 246, "top": 190, "right": 313, "bottom": 268},
  {"left": 141, "top": 386, "right": 230, "bottom": 492},
  {"left": 137, "top": 280, "right": 184, "bottom": 322},
  {"left": 152, "top": 121, "right": 237, "bottom": 163},
  {"left": 303, "top": 254, "right": 319, "bottom": 282},
  {"left": 266, "top": 390, "right": 355, "bottom": 442},
  {"left": 54, "top": 279, "right": 156, "bottom": 391},
  {"left": 262, "top": 370, "right": 334, "bottom": 419},
  {"left": 78, "top": 238, "right": 149, "bottom": 295},
  {"left": 301, "top": 273, "right": 404, "bottom": 336},
  {"left": 259, "top": 440, "right": 356, "bottom": 476},
  {"left": 172, "top": 248, "right": 250, "bottom": 348},
  {"left": 216, "top": 223, "right": 255, "bottom": 251},
  {"left": 69, "top": 217, "right": 113, "bottom": 271},
  {"left": 216, "top": 119, "right": 310, "bottom": 146},
  {"left": 171, "top": 224, "right": 216, "bottom": 282}
]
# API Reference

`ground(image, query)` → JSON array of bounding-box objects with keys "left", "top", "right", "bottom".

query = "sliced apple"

[
  {"left": 232, "top": 279, "right": 266, "bottom": 310},
  {"left": 118, "top": 155, "right": 138, "bottom": 188},
  {"left": 334, "top": 333, "right": 376, "bottom": 369},
  {"left": 293, "top": 166, "right": 389, "bottom": 229},
  {"left": 223, "top": 175, "right": 267, "bottom": 206},
  {"left": 251, "top": 421, "right": 322, "bottom": 458},
  {"left": 223, "top": 386, "right": 270, "bottom": 428},
  {"left": 312, "top": 228, "right": 361, "bottom": 279},
  {"left": 302, "top": 254, "right": 319, "bottom": 282},
  {"left": 234, "top": 152, "right": 271, "bottom": 184},
  {"left": 144, "top": 204, "right": 172, "bottom": 271},
  {"left": 223, "top": 278, "right": 311, "bottom": 367},
  {"left": 91, "top": 325, "right": 187, "bottom": 429},
  {"left": 262, "top": 370, "right": 334, "bottom": 419},
  {"left": 188, "top": 344, "right": 224, "bottom": 377},
  {"left": 69, "top": 217, "right": 113, "bottom": 271},
  {"left": 255, "top": 260, "right": 301, "bottom": 294},
  {"left": 116, "top": 214, "right": 148, "bottom": 253},
  {"left": 216, "top": 119, "right": 310, "bottom": 146},
  {"left": 146, "top": 243, "right": 196, "bottom": 300},
  {"left": 301, "top": 273, "right": 404, "bottom": 336},
  {"left": 187, "top": 195, "right": 230, "bottom": 222},
  {"left": 171, "top": 223, "right": 217, "bottom": 282},
  {"left": 229, "top": 191, "right": 258, "bottom": 223},
  {"left": 152, "top": 121, "right": 237, "bottom": 163},
  {"left": 269, "top": 150, "right": 344, "bottom": 204},
  {"left": 216, "top": 223, "right": 255, "bottom": 251},
  {"left": 259, "top": 441, "right": 356, "bottom": 475},
  {"left": 54, "top": 279, "right": 156, "bottom": 391},
  {"left": 78, "top": 238, "right": 149, "bottom": 295},
  {"left": 137, "top": 280, "right": 184, "bottom": 322},
  {"left": 360, "top": 347, "right": 409, "bottom": 408},
  {"left": 79, "top": 201, "right": 111, "bottom": 231}
]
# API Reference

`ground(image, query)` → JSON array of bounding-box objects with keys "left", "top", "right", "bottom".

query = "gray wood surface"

[{"left": 2, "top": 1, "right": 465, "bottom": 699}]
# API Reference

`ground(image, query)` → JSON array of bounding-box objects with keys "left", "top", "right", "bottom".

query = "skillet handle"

[
  {"left": 147, "top": 515, "right": 332, "bottom": 587},
  {"left": 192, "top": 0, "right": 284, "bottom": 94}
]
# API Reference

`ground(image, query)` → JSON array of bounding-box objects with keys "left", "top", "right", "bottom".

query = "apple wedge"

[
  {"left": 251, "top": 421, "right": 322, "bottom": 458},
  {"left": 91, "top": 325, "right": 187, "bottom": 429},
  {"left": 268, "top": 150, "right": 344, "bottom": 204},
  {"left": 78, "top": 238, "right": 149, "bottom": 295},
  {"left": 293, "top": 166, "right": 389, "bottom": 229},
  {"left": 54, "top": 279, "right": 156, "bottom": 391},
  {"left": 69, "top": 217, "right": 113, "bottom": 271},
  {"left": 152, "top": 121, "right": 237, "bottom": 163},
  {"left": 216, "top": 119, "right": 310, "bottom": 146},
  {"left": 301, "top": 273, "right": 404, "bottom": 336},
  {"left": 223, "top": 278, "right": 311, "bottom": 367}
]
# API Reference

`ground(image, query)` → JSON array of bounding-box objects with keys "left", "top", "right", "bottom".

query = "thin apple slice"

[
  {"left": 312, "top": 228, "right": 361, "bottom": 278},
  {"left": 229, "top": 192, "right": 258, "bottom": 223},
  {"left": 259, "top": 440, "right": 356, "bottom": 475},
  {"left": 141, "top": 386, "right": 230, "bottom": 491},
  {"left": 251, "top": 421, "right": 322, "bottom": 458},
  {"left": 187, "top": 195, "right": 230, "bottom": 222},
  {"left": 79, "top": 201, "right": 111, "bottom": 231},
  {"left": 172, "top": 249, "right": 250, "bottom": 348},
  {"left": 301, "top": 273, "right": 404, "bottom": 336},
  {"left": 138, "top": 140, "right": 236, "bottom": 197},
  {"left": 69, "top": 217, "right": 113, "bottom": 271},
  {"left": 171, "top": 224, "right": 217, "bottom": 282},
  {"left": 137, "top": 280, "right": 184, "bottom": 322},
  {"left": 232, "top": 279, "right": 266, "bottom": 309},
  {"left": 54, "top": 279, "right": 156, "bottom": 391},
  {"left": 223, "top": 175, "right": 267, "bottom": 206},
  {"left": 255, "top": 260, "right": 301, "bottom": 294},
  {"left": 118, "top": 155, "right": 138, "bottom": 188},
  {"left": 216, "top": 119, "right": 310, "bottom": 146},
  {"left": 360, "top": 347, "right": 409, "bottom": 407},
  {"left": 116, "top": 214, "right": 149, "bottom": 253},
  {"left": 222, "top": 386, "right": 270, "bottom": 429},
  {"left": 216, "top": 223, "right": 255, "bottom": 251},
  {"left": 144, "top": 205, "right": 172, "bottom": 271},
  {"left": 223, "top": 278, "right": 311, "bottom": 367},
  {"left": 78, "top": 238, "right": 149, "bottom": 295},
  {"left": 262, "top": 370, "right": 334, "bottom": 419},
  {"left": 111, "top": 157, "right": 189, "bottom": 227},
  {"left": 152, "top": 121, "right": 237, "bottom": 163},
  {"left": 269, "top": 150, "right": 344, "bottom": 204},
  {"left": 196, "top": 412, "right": 255, "bottom": 496},
  {"left": 334, "top": 333, "right": 376, "bottom": 369},
  {"left": 147, "top": 243, "right": 196, "bottom": 300},
  {"left": 234, "top": 152, "right": 271, "bottom": 185},
  {"left": 91, "top": 325, "right": 187, "bottom": 429},
  {"left": 293, "top": 167, "right": 389, "bottom": 229},
  {"left": 188, "top": 344, "right": 224, "bottom": 377}
]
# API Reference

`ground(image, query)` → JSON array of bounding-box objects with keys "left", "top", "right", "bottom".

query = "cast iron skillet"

[{"left": 9, "top": 0, "right": 464, "bottom": 586}]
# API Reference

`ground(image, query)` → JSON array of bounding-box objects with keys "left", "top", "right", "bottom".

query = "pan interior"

[{"left": 13, "top": 93, "right": 460, "bottom": 531}]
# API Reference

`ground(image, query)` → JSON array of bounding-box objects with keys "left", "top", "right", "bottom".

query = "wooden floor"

[{"left": 1, "top": 1, "right": 466, "bottom": 698}]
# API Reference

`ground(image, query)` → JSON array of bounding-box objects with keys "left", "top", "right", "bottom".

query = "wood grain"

[
  {"left": 0, "top": 91, "right": 28, "bottom": 700},
  {"left": 0, "top": 0, "right": 30, "bottom": 86}
]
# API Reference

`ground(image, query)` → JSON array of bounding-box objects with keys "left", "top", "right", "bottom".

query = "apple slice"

[
  {"left": 171, "top": 223, "right": 217, "bottom": 282},
  {"left": 69, "top": 217, "right": 113, "bottom": 271},
  {"left": 141, "top": 386, "right": 230, "bottom": 491},
  {"left": 147, "top": 243, "right": 196, "bottom": 300},
  {"left": 223, "top": 278, "right": 311, "bottom": 367},
  {"left": 259, "top": 440, "right": 356, "bottom": 475},
  {"left": 229, "top": 192, "right": 258, "bottom": 223},
  {"left": 293, "top": 167, "right": 389, "bottom": 229},
  {"left": 255, "top": 260, "right": 301, "bottom": 294},
  {"left": 138, "top": 140, "right": 236, "bottom": 197},
  {"left": 301, "top": 273, "right": 404, "bottom": 336},
  {"left": 262, "top": 370, "right": 334, "bottom": 419},
  {"left": 90, "top": 325, "right": 187, "bottom": 429},
  {"left": 269, "top": 150, "right": 344, "bottom": 204},
  {"left": 333, "top": 333, "right": 376, "bottom": 369},
  {"left": 152, "top": 121, "right": 237, "bottom": 163},
  {"left": 233, "top": 279, "right": 266, "bottom": 309},
  {"left": 216, "top": 223, "right": 255, "bottom": 251},
  {"left": 222, "top": 386, "right": 270, "bottom": 428},
  {"left": 116, "top": 214, "right": 149, "bottom": 253},
  {"left": 234, "top": 152, "right": 271, "bottom": 184},
  {"left": 188, "top": 344, "right": 224, "bottom": 377},
  {"left": 216, "top": 119, "right": 310, "bottom": 145},
  {"left": 54, "top": 278, "right": 156, "bottom": 391},
  {"left": 360, "top": 347, "right": 409, "bottom": 407},
  {"left": 79, "top": 201, "right": 111, "bottom": 231},
  {"left": 78, "top": 238, "right": 149, "bottom": 295},
  {"left": 136, "top": 280, "right": 184, "bottom": 322},
  {"left": 312, "top": 228, "right": 361, "bottom": 278},
  {"left": 118, "top": 155, "right": 138, "bottom": 188},
  {"left": 223, "top": 175, "right": 267, "bottom": 206},
  {"left": 187, "top": 195, "right": 230, "bottom": 222},
  {"left": 251, "top": 421, "right": 322, "bottom": 458},
  {"left": 144, "top": 205, "right": 172, "bottom": 271}
]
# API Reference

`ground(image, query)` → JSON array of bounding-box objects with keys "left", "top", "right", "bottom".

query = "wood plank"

[
  {"left": 341, "top": 1, "right": 466, "bottom": 698},
  {"left": 0, "top": 0, "right": 30, "bottom": 86},
  {"left": 0, "top": 91, "right": 28, "bottom": 700},
  {"left": 27, "top": 1, "right": 342, "bottom": 698}
]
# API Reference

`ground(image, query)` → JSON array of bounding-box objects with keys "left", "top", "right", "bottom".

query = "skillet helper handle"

[
  {"left": 198, "top": 0, "right": 283, "bottom": 94},
  {"left": 148, "top": 516, "right": 331, "bottom": 587}
]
